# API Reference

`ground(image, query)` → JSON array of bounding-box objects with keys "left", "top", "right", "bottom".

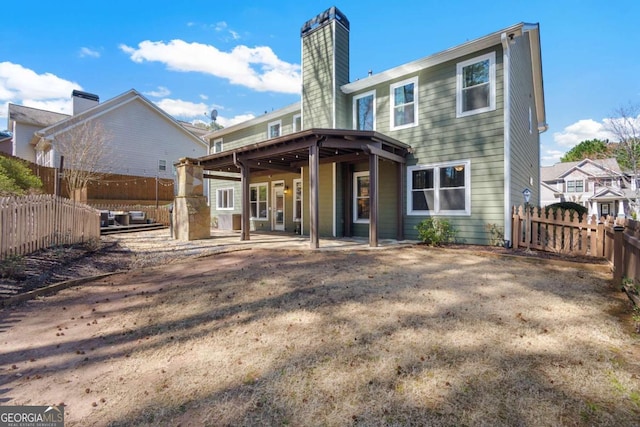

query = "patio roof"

[{"left": 196, "top": 128, "right": 412, "bottom": 177}]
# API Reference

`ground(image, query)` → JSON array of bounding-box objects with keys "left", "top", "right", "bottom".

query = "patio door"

[{"left": 272, "top": 181, "right": 285, "bottom": 231}]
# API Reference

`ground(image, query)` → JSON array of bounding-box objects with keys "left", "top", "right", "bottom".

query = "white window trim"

[
  {"left": 293, "top": 114, "right": 302, "bottom": 132},
  {"left": 293, "top": 178, "right": 303, "bottom": 222},
  {"left": 352, "top": 90, "right": 376, "bottom": 131},
  {"left": 250, "top": 182, "right": 269, "bottom": 220},
  {"left": 390, "top": 76, "right": 419, "bottom": 131},
  {"left": 456, "top": 52, "right": 496, "bottom": 118},
  {"left": 212, "top": 138, "right": 223, "bottom": 154},
  {"left": 216, "top": 188, "right": 234, "bottom": 210},
  {"left": 407, "top": 160, "right": 471, "bottom": 216},
  {"left": 353, "top": 171, "right": 370, "bottom": 224},
  {"left": 268, "top": 120, "right": 282, "bottom": 139}
]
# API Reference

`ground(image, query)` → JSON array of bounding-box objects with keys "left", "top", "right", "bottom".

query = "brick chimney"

[{"left": 72, "top": 90, "right": 99, "bottom": 115}]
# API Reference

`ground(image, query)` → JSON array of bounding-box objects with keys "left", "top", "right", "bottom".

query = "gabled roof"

[
  {"left": 342, "top": 22, "right": 546, "bottom": 132},
  {"left": 36, "top": 89, "right": 207, "bottom": 148},
  {"left": 8, "top": 103, "right": 69, "bottom": 127},
  {"left": 541, "top": 158, "right": 621, "bottom": 182}
]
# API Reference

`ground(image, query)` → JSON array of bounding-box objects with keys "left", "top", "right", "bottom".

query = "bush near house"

[
  {"left": 544, "top": 201, "right": 589, "bottom": 221},
  {"left": 0, "top": 156, "right": 43, "bottom": 196},
  {"left": 415, "top": 218, "right": 456, "bottom": 246}
]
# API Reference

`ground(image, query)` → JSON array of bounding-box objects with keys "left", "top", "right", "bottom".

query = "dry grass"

[{"left": 1, "top": 246, "right": 639, "bottom": 426}]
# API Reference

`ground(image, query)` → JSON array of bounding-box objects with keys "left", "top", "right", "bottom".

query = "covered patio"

[{"left": 196, "top": 129, "right": 411, "bottom": 248}]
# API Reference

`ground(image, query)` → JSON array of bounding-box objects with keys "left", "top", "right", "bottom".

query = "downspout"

[
  {"left": 501, "top": 32, "right": 512, "bottom": 247},
  {"left": 332, "top": 20, "right": 337, "bottom": 129}
]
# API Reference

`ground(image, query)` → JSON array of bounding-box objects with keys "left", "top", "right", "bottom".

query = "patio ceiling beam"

[
  {"left": 243, "top": 159, "right": 300, "bottom": 173},
  {"left": 203, "top": 174, "right": 241, "bottom": 181},
  {"left": 365, "top": 144, "right": 406, "bottom": 164},
  {"left": 242, "top": 139, "right": 315, "bottom": 160}
]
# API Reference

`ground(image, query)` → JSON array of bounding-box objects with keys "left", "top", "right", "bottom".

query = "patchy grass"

[{"left": 0, "top": 247, "right": 639, "bottom": 426}]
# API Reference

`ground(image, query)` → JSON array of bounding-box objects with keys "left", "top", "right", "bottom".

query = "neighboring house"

[
  {"left": 540, "top": 158, "right": 635, "bottom": 218},
  {"left": 0, "top": 131, "right": 11, "bottom": 155},
  {"left": 7, "top": 89, "right": 208, "bottom": 181},
  {"left": 198, "top": 7, "right": 546, "bottom": 246}
]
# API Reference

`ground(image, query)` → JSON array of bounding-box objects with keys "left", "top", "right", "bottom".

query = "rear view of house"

[{"left": 197, "top": 6, "right": 546, "bottom": 246}]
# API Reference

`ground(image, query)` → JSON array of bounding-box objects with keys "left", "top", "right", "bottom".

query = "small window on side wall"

[
  {"left": 158, "top": 159, "right": 167, "bottom": 172},
  {"left": 216, "top": 188, "right": 234, "bottom": 210},
  {"left": 268, "top": 120, "right": 282, "bottom": 139},
  {"left": 353, "top": 90, "right": 375, "bottom": 131},
  {"left": 213, "top": 139, "right": 223, "bottom": 154},
  {"left": 293, "top": 114, "right": 302, "bottom": 132},
  {"left": 456, "top": 52, "right": 496, "bottom": 117}
]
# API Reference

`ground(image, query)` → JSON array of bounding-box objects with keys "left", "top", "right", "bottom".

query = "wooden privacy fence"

[
  {"left": 90, "top": 203, "right": 171, "bottom": 226},
  {"left": 512, "top": 206, "right": 640, "bottom": 285},
  {"left": 0, "top": 194, "right": 100, "bottom": 260}
]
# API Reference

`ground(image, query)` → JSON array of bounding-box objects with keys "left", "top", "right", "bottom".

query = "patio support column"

[
  {"left": 369, "top": 152, "right": 379, "bottom": 247},
  {"left": 235, "top": 154, "right": 251, "bottom": 241},
  {"left": 309, "top": 142, "right": 320, "bottom": 249},
  {"left": 396, "top": 161, "right": 404, "bottom": 241}
]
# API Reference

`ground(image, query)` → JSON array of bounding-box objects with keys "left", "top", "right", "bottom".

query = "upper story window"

[
  {"left": 212, "top": 138, "right": 223, "bottom": 154},
  {"left": 353, "top": 90, "right": 376, "bottom": 131},
  {"left": 268, "top": 120, "right": 282, "bottom": 139},
  {"left": 390, "top": 77, "right": 418, "bottom": 130},
  {"left": 566, "top": 179, "right": 584, "bottom": 193},
  {"left": 293, "top": 114, "right": 302, "bottom": 132},
  {"left": 456, "top": 52, "right": 496, "bottom": 117},
  {"left": 408, "top": 161, "right": 471, "bottom": 216},
  {"left": 158, "top": 159, "right": 167, "bottom": 172}
]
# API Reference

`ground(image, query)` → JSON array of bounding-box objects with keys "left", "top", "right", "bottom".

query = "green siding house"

[{"left": 199, "top": 6, "right": 546, "bottom": 247}]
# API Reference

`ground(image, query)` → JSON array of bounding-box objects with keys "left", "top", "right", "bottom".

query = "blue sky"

[{"left": 1, "top": 0, "right": 639, "bottom": 165}]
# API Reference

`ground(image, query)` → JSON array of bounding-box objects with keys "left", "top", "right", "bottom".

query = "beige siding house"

[
  {"left": 7, "top": 90, "right": 208, "bottom": 180},
  {"left": 201, "top": 7, "right": 546, "bottom": 246}
]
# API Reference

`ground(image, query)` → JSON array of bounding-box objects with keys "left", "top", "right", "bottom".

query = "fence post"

[{"left": 613, "top": 225, "right": 625, "bottom": 287}]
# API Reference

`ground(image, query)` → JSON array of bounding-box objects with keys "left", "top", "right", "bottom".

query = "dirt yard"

[{"left": 1, "top": 237, "right": 639, "bottom": 426}]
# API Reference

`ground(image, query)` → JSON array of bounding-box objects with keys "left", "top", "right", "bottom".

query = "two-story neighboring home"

[
  {"left": 540, "top": 158, "right": 634, "bottom": 218},
  {"left": 7, "top": 89, "right": 208, "bottom": 180},
  {"left": 196, "top": 7, "right": 546, "bottom": 246}
]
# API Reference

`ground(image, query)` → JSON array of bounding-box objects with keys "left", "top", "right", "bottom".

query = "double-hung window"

[
  {"left": 408, "top": 161, "right": 471, "bottom": 215},
  {"left": 353, "top": 172, "right": 370, "bottom": 223},
  {"left": 216, "top": 188, "right": 234, "bottom": 210},
  {"left": 456, "top": 52, "right": 496, "bottom": 117},
  {"left": 293, "top": 114, "right": 302, "bottom": 132},
  {"left": 566, "top": 179, "right": 584, "bottom": 192},
  {"left": 250, "top": 183, "right": 268, "bottom": 220},
  {"left": 390, "top": 77, "right": 418, "bottom": 130},
  {"left": 158, "top": 159, "right": 167, "bottom": 172},
  {"left": 268, "top": 120, "right": 281, "bottom": 139},
  {"left": 353, "top": 90, "right": 375, "bottom": 131},
  {"left": 212, "top": 138, "right": 223, "bottom": 154}
]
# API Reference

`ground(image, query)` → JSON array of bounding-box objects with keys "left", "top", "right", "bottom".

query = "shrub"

[
  {"left": 484, "top": 223, "right": 505, "bottom": 247},
  {"left": 0, "top": 156, "right": 43, "bottom": 196},
  {"left": 415, "top": 218, "right": 456, "bottom": 246},
  {"left": 545, "top": 201, "right": 589, "bottom": 221}
]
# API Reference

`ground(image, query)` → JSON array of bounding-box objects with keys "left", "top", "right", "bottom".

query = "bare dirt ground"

[{"left": 1, "top": 232, "right": 639, "bottom": 426}]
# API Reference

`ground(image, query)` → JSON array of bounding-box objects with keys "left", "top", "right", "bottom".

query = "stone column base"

[{"left": 173, "top": 196, "right": 210, "bottom": 241}]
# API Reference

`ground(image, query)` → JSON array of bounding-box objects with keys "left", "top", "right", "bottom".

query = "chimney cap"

[
  {"left": 301, "top": 6, "right": 349, "bottom": 36},
  {"left": 71, "top": 90, "right": 99, "bottom": 102}
]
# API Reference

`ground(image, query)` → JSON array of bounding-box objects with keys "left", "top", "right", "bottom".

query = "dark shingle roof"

[{"left": 8, "top": 103, "right": 69, "bottom": 127}]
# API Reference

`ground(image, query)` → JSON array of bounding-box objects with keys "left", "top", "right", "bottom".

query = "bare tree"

[
  {"left": 52, "top": 120, "right": 114, "bottom": 201},
  {"left": 605, "top": 103, "right": 640, "bottom": 217}
]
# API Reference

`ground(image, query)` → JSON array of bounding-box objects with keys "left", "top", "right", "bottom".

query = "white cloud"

[
  {"left": 144, "top": 86, "right": 171, "bottom": 97},
  {"left": 229, "top": 30, "right": 240, "bottom": 40},
  {"left": 217, "top": 113, "right": 255, "bottom": 128},
  {"left": 79, "top": 47, "right": 100, "bottom": 58},
  {"left": 154, "top": 98, "right": 209, "bottom": 119},
  {"left": 541, "top": 149, "right": 564, "bottom": 166},
  {"left": 199, "top": 94, "right": 208, "bottom": 100},
  {"left": 119, "top": 40, "right": 300, "bottom": 94},
  {"left": 552, "top": 119, "right": 615, "bottom": 147},
  {"left": 0, "top": 62, "right": 81, "bottom": 101},
  {"left": 214, "top": 21, "right": 228, "bottom": 32}
]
